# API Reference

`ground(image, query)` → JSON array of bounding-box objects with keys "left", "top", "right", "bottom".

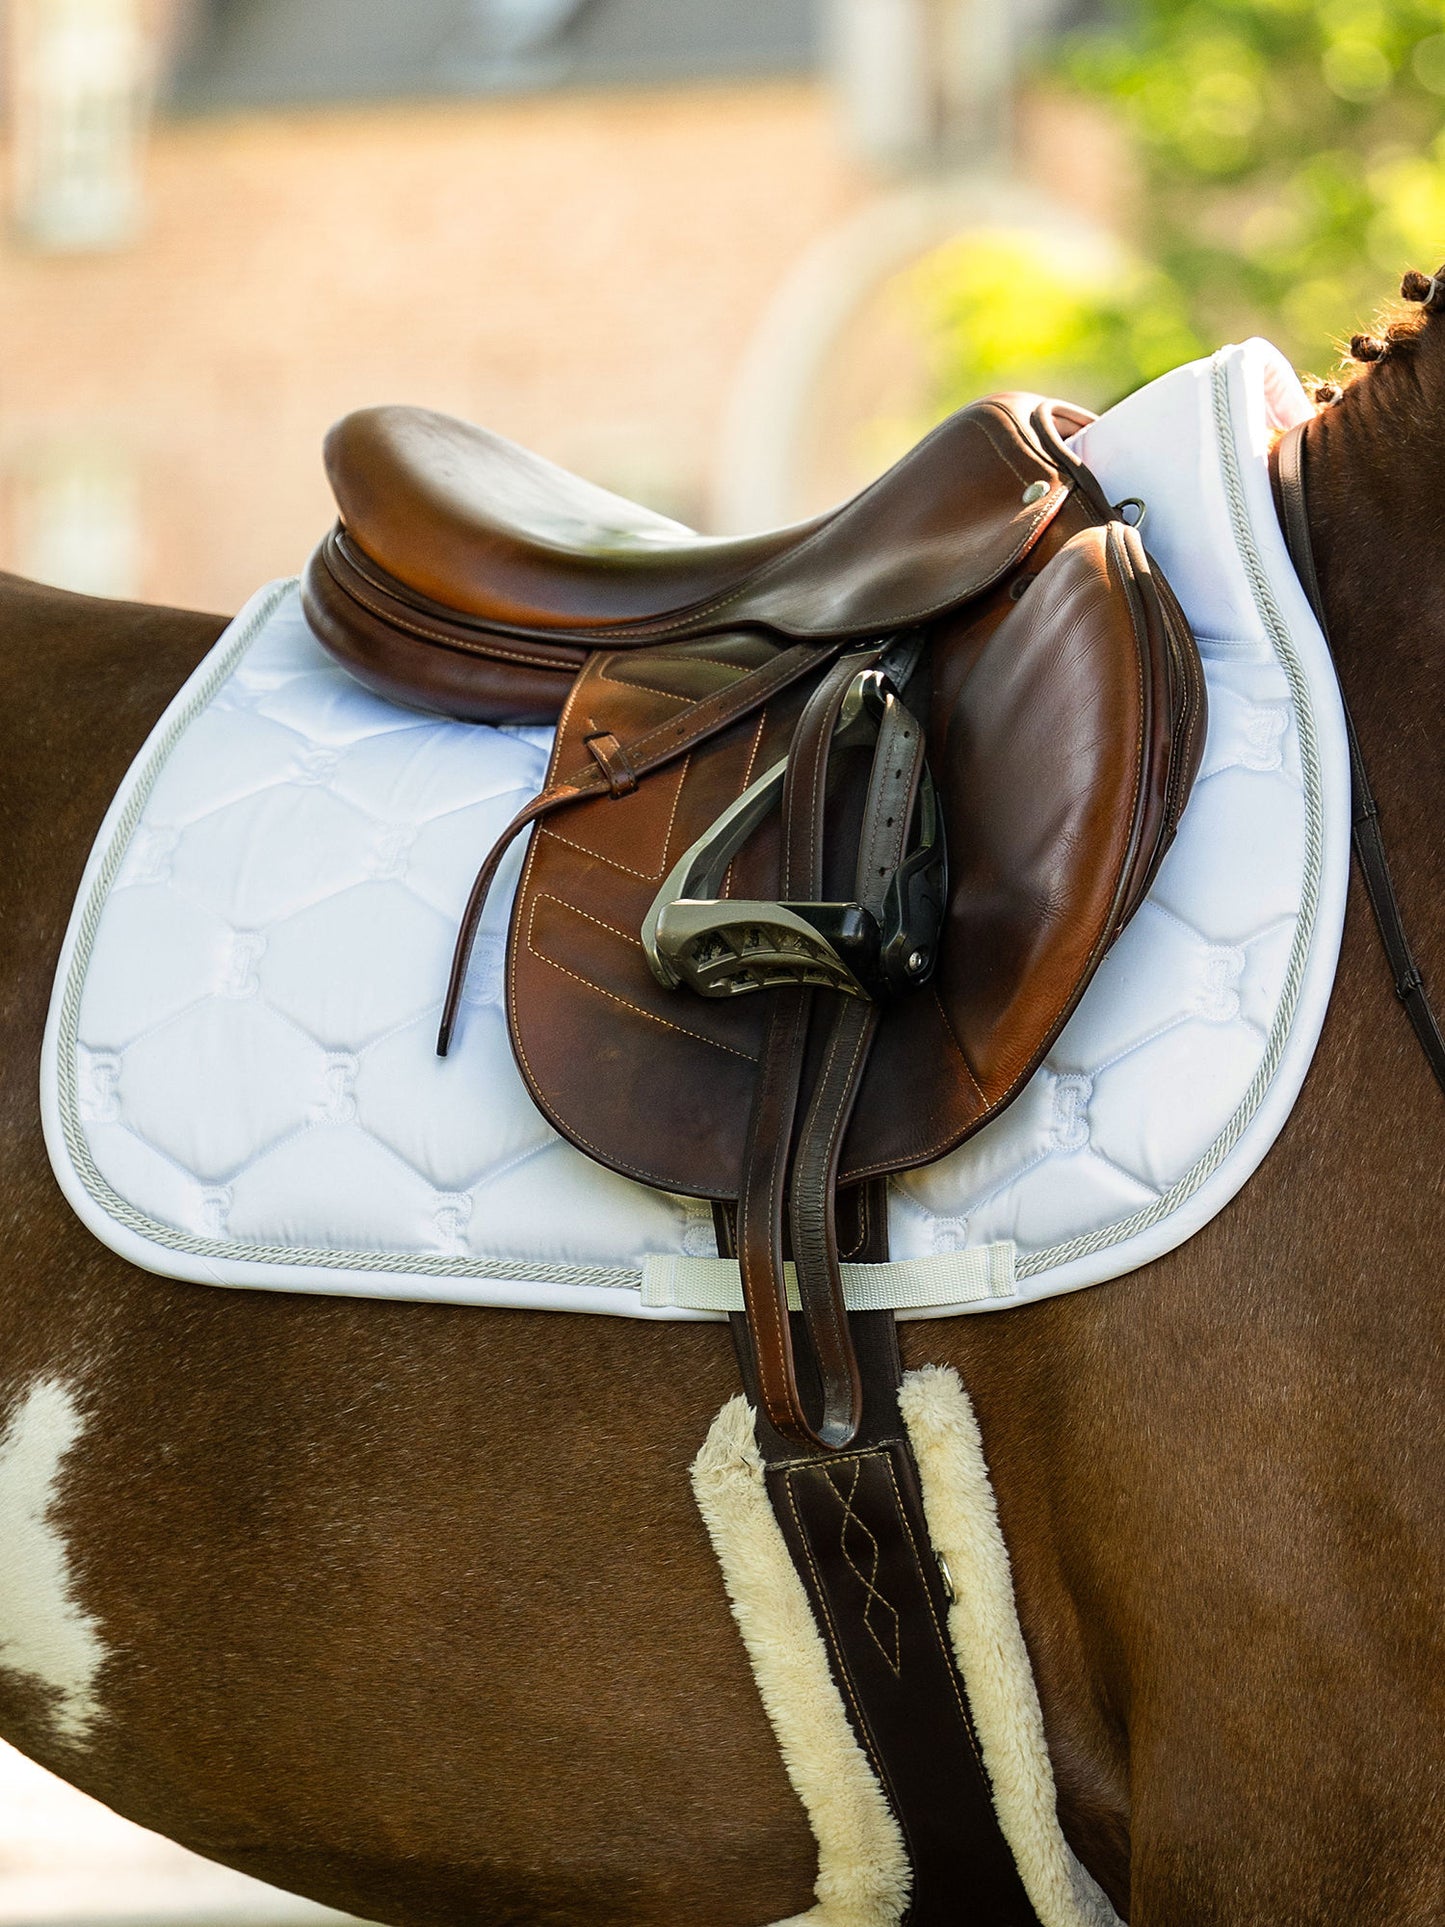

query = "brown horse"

[{"left": 1, "top": 297, "right": 1442, "bottom": 1927}]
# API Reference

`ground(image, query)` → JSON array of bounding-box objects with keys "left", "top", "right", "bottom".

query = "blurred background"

[
  {"left": 4, "top": 0, "right": 1445, "bottom": 1919},
  {"left": 5, "top": 0, "right": 1445, "bottom": 615}
]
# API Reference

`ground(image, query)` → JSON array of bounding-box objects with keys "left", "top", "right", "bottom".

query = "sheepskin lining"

[{"left": 691, "top": 1368, "right": 1123, "bottom": 1927}]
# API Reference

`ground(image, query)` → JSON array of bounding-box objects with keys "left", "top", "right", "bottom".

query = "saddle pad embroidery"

[{"left": 42, "top": 340, "right": 1350, "bottom": 1317}]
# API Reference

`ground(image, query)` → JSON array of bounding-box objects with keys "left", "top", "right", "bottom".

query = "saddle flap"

[{"left": 506, "top": 513, "right": 1202, "bottom": 1202}]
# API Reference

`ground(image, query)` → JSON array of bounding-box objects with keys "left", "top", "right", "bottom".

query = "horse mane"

[{"left": 1305, "top": 261, "right": 1445, "bottom": 404}]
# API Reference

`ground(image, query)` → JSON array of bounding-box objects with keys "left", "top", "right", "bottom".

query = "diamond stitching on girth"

[{"left": 822, "top": 1460, "right": 902, "bottom": 1677}]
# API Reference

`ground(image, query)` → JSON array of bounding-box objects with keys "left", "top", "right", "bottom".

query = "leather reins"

[{"left": 1274, "top": 421, "right": 1445, "bottom": 1096}]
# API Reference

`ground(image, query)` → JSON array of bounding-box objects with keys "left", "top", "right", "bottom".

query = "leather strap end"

[{"left": 438, "top": 785, "right": 578, "bottom": 1052}]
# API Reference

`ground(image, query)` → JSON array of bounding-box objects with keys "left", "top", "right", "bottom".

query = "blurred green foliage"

[
  {"left": 924, "top": 0, "right": 1445, "bottom": 407},
  {"left": 918, "top": 229, "right": 1206, "bottom": 412}
]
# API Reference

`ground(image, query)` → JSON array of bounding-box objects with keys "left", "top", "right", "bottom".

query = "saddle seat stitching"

[{"left": 323, "top": 548, "right": 582, "bottom": 673}]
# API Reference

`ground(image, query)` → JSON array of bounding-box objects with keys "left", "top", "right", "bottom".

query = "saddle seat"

[
  {"left": 319, "top": 404, "right": 830, "bottom": 627},
  {"left": 304, "top": 395, "right": 1092, "bottom": 724}
]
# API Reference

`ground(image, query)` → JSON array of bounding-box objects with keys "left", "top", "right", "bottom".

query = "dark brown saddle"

[{"left": 303, "top": 396, "right": 1206, "bottom": 1451}]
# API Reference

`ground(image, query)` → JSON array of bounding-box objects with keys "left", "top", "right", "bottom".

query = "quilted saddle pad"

[{"left": 42, "top": 340, "right": 1351, "bottom": 1318}]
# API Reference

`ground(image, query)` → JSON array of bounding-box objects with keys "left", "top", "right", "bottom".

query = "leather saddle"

[{"left": 303, "top": 397, "right": 1206, "bottom": 1451}]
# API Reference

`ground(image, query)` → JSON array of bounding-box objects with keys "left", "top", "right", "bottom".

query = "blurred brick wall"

[{"left": 0, "top": 79, "right": 866, "bottom": 612}]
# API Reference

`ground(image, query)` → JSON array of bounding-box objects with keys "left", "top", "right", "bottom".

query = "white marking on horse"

[{"left": 0, "top": 1379, "right": 106, "bottom": 1744}]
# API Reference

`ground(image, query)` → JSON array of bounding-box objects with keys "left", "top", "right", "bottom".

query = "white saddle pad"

[{"left": 42, "top": 339, "right": 1351, "bottom": 1319}]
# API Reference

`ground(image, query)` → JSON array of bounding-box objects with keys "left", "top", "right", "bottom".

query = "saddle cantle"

[{"left": 303, "top": 394, "right": 1205, "bottom": 1449}]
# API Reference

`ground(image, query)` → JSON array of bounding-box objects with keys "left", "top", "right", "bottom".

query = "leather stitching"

[
  {"left": 531, "top": 891, "right": 645, "bottom": 950},
  {"left": 336, "top": 407, "right": 1063, "bottom": 657},
  {"left": 838, "top": 1182, "right": 870, "bottom": 1263},
  {"left": 778, "top": 1472, "right": 888, "bottom": 1776},
  {"left": 722, "top": 710, "right": 770, "bottom": 897},
  {"left": 878, "top": 1455, "right": 988, "bottom": 1778},
  {"left": 744, "top": 1002, "right": 807, "bottom": 1432},
  {"left": 536, "top": 752, "right": 690, "bottom": 883},
  {"left": 601, "top": 646, "right": 777, "bottom": 676},
  {"left": 522, "top": 892, "right": 758, "bottom": 1063},
  {"left": 324, "top": 544, "right": 576, "bottom": 672},
  {"left": 820, "top": 1458, "right": 903, "bottom": 1677},
  {"left": 796, "top": 1007, "right": 873, "bottom": 1388},
  {"left": 593, "top": 664, "right": 726, "bottom": 703}
]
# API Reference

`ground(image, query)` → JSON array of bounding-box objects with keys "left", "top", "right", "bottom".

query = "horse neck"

[{"left": 1302, "top": 345, "right": 1445, "bottom": 970}]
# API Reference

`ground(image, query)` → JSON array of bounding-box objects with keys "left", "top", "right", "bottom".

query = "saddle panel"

[
  {"left": 303, "top": 396, "right": 1086, "bottom": 722},
  {"left": 506, "top": 505, "right": 1200, "bottom": 1203}
]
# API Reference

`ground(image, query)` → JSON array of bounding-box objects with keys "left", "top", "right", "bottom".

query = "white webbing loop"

[{"left": 641, "top": 1242, "right": 1017, "bottom": 1313}]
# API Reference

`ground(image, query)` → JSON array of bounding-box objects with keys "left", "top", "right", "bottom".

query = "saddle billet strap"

[
  {"left": 436, "top": 633, "right": 851, "bottom": 1053},
  {"left": 734, "top": 1311, "right": 1048, "bottom": 1927},
  {"left": 1274, "top": 424, "right": 1445, "bottom": 1097}
]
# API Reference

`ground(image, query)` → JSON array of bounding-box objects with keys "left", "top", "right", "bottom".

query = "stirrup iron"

[{"left": 642, "top": 666, "right": 946, "bottom": 1002}]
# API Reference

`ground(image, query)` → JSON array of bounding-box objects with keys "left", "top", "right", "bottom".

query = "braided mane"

[{"left": 1307, "top": 262, "right": 1445, "bottom": 403}]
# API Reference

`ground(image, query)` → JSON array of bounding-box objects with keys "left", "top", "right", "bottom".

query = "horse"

[{"left": 1, "top": 285, "right": 1441, "bottom": 1927}]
